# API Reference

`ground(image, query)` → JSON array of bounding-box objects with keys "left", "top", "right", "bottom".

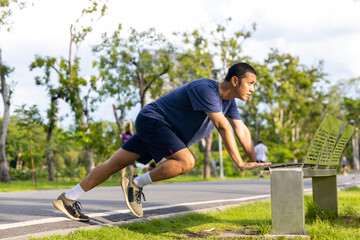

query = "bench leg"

[
  {"left": 270, "top": 168, "right": 305, "bottom": 234},
  {"left": 312, "top": 175, "right": 338, "bottom": 214}
]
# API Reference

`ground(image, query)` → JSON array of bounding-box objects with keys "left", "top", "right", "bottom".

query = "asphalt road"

[{"left": 1, "top": 173, "right": 360, "bottom": 239}]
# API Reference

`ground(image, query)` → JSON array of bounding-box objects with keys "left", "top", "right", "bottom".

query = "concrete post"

[
  {"left": 312, "top": 175, "right": 338, "bottom": 214},
  {"left": 270, "top": 168, "right": 305, "bottom": 234}
]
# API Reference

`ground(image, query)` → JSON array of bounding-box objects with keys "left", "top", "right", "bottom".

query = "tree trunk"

[
  {"left": 79, "top": 111, "right": 95, "bottom": 172},
  {"left": 0, "top": 49, "right": 11, "bottom": 183},
  {"left": 112, "top": 104, "right": 122, "bottom": 130},
  {"left": 16, "top": 153, "right": 22, "bottom": 169},
  {"left": 46, "top": 147, "right": 55, "bottom": 181},
  {"left": 30, "top": 149, "right": 37, "bottom": 187},
  {"left": 140, "top": 84, "right": 146, "bottom": 108},
  {"left": 137, "top": 71, "right": 147, "bottom": 108},
  {"left": 202, "top": 133, "right": 213, "bottom": 179},
  {"left": 46, "top": 127, "right": 55, "bottom": 181},
  {"left": 46, "top": 97, "right": 58, "bottom": 181},
  {"left": 255, "top": 111, "right": 260, "bottom": 143},
  {"left": 27, "top": 128, "right": 37, "bottom": 187},
  {"left": 86, "top": 146, "right": 95, "bottom": 171}
]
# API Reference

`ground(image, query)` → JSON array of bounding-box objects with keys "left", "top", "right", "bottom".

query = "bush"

[
  {"left": 267, "top": 144, "right": 296, "bottom": 163},
  {"left": 9, "top": 169, "right": 32, "bottom": 180},
  {"left": 9, "top": 168, "right": 48, "bottom": 181},
  {"left": 79, "top": 166, "right": 87, "bottom": 179}
]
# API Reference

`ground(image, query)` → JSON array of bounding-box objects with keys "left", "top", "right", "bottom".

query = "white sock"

[
  {"left": 134, "top": 171, "right": 153, "bottom": 188},
  {"left": 65, "top": 184, "right": 85, "bottom": 200}
]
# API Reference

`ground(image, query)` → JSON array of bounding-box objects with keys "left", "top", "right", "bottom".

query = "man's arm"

[
  {"left": 206, "top": 112, "right": 269, "bottom": 170},
  {"left": 227, "top": 118, "right": 257, "bottom": 162}
]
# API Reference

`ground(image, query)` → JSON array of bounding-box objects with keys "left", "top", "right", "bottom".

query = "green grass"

[
  {"left": 31, "top": 186, "right": 360, "bottom": 240},
  {"left": 0, "top": 176, "right": 124, "bottom": 192},
  {"left": 0, "top": 179, "right": 80, "bottom": 192},
  {"left": 0, "top": 171, "right": 265, "bottom": 192}
]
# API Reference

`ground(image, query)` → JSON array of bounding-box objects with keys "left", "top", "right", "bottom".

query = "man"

[
  {"left": 341, "top": 156, "right": 348, "bottom": 176},
  {"left": 53, "top": 62, "right": 270, "bottom": 221},
  {"left": 254, "top": 140, "right": 268, "bottom": 178},
  {"left": 255, "top": 140, "right": 268, "bottom": 163}
]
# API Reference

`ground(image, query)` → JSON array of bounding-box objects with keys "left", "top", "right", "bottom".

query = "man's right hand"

[{"left": 239, "top": 161, "right": 271, "bottom": 171}]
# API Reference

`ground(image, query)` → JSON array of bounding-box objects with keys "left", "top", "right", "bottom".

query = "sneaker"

[
  {"left": 53, "top": 193, "right": 90, "bottom": 222},
  {"left": 121, "top": 175, "right": 146, "bottom": 218}
]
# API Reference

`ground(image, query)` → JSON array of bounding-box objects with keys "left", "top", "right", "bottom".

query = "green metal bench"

[{"left": 268, "top": 114, "right": 355, "bottom": 234}]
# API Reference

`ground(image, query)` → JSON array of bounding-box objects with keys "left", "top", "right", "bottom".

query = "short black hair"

[
  {"left": 126, "top": 130, "right": 131, "bottom": 135},
  {"left": 225, "top": 62, "right": 257, "bottom": 82}
]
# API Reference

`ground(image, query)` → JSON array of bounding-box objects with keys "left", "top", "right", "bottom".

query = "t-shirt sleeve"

[
  {"left": 187, "top": 84, "right": 221, "bottom": 112},
  {"left": 225, "top": 99, "right": 241, "bottom": 120}
]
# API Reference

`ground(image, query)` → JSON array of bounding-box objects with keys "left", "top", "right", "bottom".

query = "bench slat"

[
  {"left": 329, "top": 125, "right": 356, "bottom": 165},
  {"left": 304, "top": 114, "right": 344, "bottom": 166},
  {"left": 302, "top": 168, "right": 337, "bottom": 177}
]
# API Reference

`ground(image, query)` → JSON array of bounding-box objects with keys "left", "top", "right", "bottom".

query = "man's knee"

[{"left": 180, "top": 153, "right": 196, "bottom": 174}]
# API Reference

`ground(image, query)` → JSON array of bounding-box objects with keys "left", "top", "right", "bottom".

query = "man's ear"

[{"left": 231, "top": 76, "right": 238, "bottom": 87}]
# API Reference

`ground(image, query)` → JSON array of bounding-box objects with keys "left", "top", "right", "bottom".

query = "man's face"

[{"left": 234, "top": 72, "right": 257, "bottom": 101}]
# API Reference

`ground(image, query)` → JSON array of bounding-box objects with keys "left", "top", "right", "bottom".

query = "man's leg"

[
  {"left": 121, "top": 167, "right": 126, "bottom": 178},
  {"left": 133, "top": 148, "right": 196, "bottom": 187},
  {"left": 149, "top": 148, "right": 196, "bottom": 182},
  {"left": 54, "top": 148, "right": 140, "bottom": 221},
  {"left": 121, "top": 148, "right": 196, "bottom": 218},
  {"left": 80, "top": 148, "right": 141, "bottom": 192},
  {"left": 129, "top": 164, "right": 135, "bottom": 176}
]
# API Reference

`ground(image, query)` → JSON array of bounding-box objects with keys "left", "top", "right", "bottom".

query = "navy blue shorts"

[{"left": 121, "top": 114, "right": 187, "bottom": 164}]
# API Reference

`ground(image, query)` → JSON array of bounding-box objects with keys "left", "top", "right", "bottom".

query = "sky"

[{"left": 1, "top": 0, "right": 360, "bottom": 127}]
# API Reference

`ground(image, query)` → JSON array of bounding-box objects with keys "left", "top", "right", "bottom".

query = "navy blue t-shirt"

[{"left": 139, "top": 78, "right": 241, "bottom": 147}]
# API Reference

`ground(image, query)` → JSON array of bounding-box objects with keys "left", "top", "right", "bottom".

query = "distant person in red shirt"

[{"left": 121, "top": 120, "right": 134, "bottom": 178}]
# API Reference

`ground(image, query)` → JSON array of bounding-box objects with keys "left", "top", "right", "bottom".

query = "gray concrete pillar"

[
  {"left": 312, "top": 175, "right": 338, "bottom": 214},
  {"left": 270, "top": 168, "right": 305, "bottom": 234}
]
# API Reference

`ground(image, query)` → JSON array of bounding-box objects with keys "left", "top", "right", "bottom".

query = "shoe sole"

[
  {"left": 53, "top": 200, "right": 90, "bottom": 222},
  {"left": 121, "top": 178, "right": 143, "bottom": 218}
]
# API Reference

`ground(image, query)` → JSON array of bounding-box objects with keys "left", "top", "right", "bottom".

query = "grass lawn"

[
  {"left": 0, "top": 172, "right": 264, "bottom": 192},
  {"left": 32, "top": 186, "right": 360, "bottom": 240}
]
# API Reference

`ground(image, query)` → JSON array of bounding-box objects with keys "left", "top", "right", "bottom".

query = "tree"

[
  {"left": 52, "top": 127, "right": 83, "bottom": 181},
  {"left": 30, "top": 0, "right": 107, "bottom": 171},
  {"left": 245, "top": 49, "right": 328, "bottom": 163},
  {"left": 94, "top": 25, "right": 175, "bottom": 113},
  {"left": 0, "top": 0, "right": 28, "bottom": 182},
  {"left": 29, "top": 57, "right": 65, "bottom": 181},
  {"left": 4, "top": 116, "right": 28, "bottom": 170},
  {"left": 342, "top": 99, "right": 360, "bottom": 125},
  {"left": 342, "top": 95, "right": 360, "bottom": 170},
  {"left": 212, "top": 18, "right": 255, "bottom": 76},
  {"left": 0, "top": 49, "right": 13, "bottom": 182},
  {"left": 89, "top": 121, "right": 121, "bottom": 165},
  {"left": 94, "top": 28, "right": 138, "bottom": 129},
  {"left": 0, "top": 0, "right": 27, "bottom": 31},
  {"left": 14, "top": 104, "right": 42, "bottom": 186}
]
